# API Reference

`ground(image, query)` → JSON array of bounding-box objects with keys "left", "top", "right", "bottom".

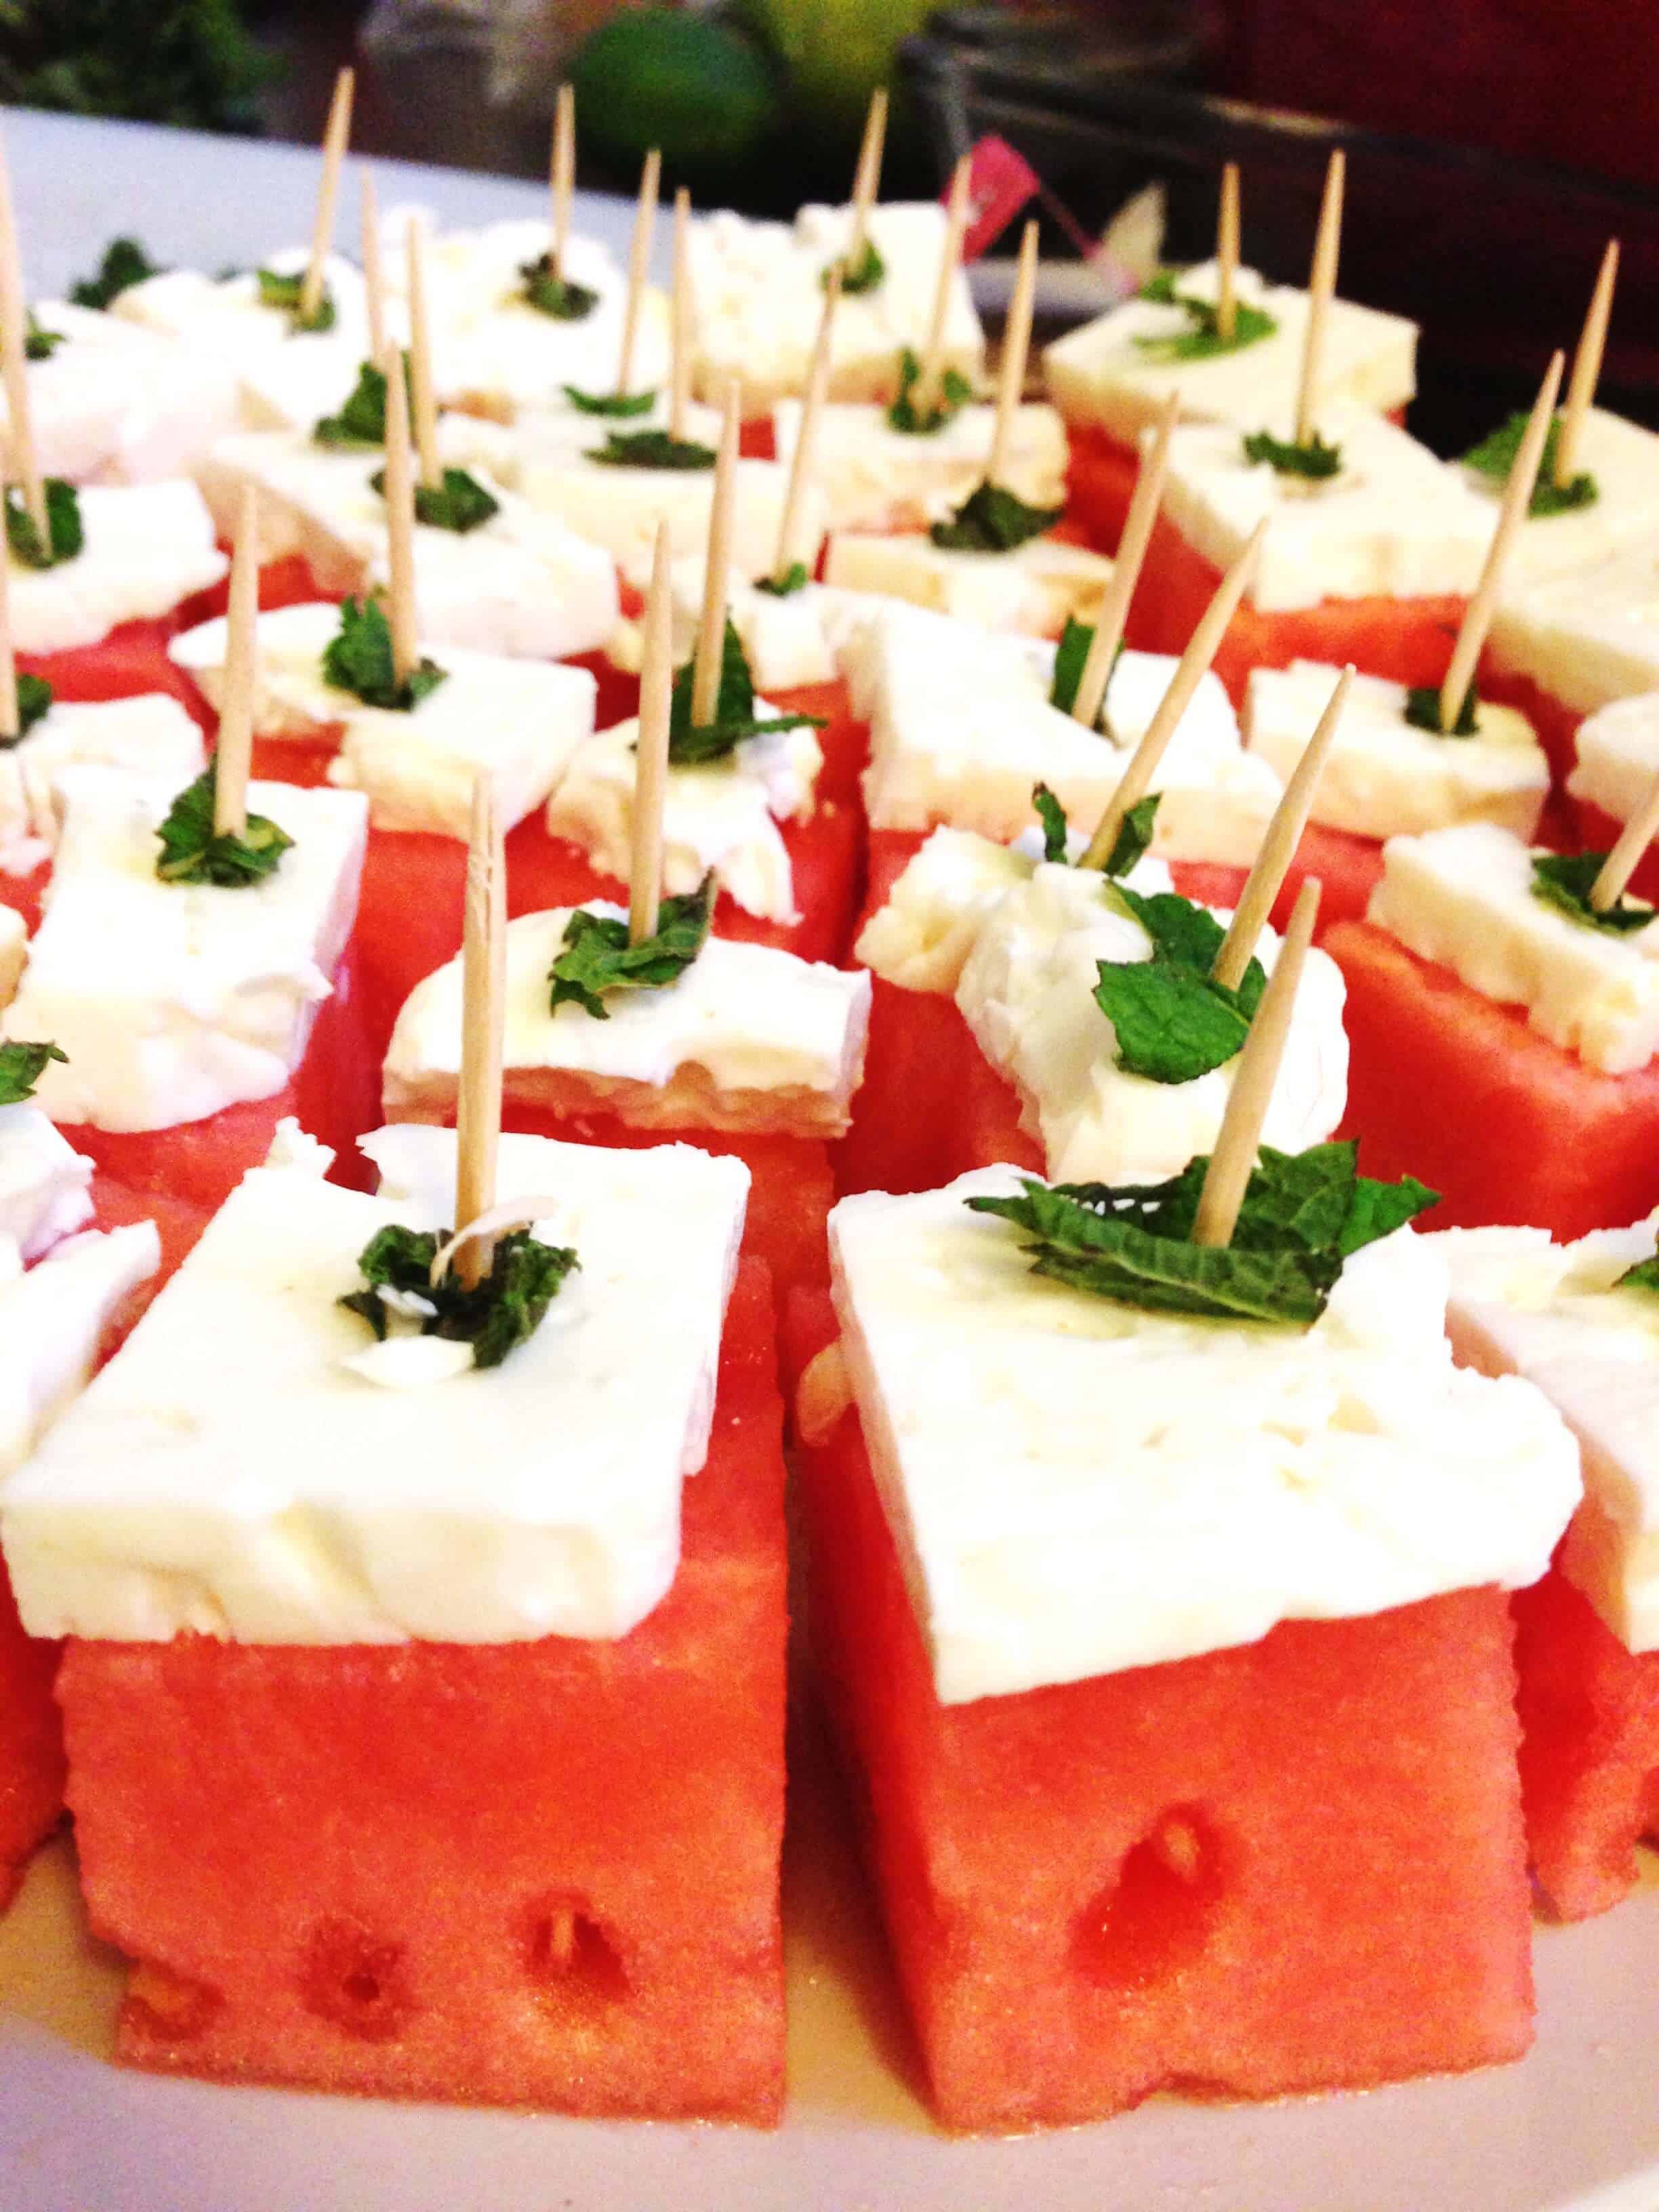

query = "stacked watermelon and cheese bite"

[
  {"left": 787, "top": 1135, "right": 1578, "bottom": 2129},
  {"left": 3, "top": 1122, "right": 789, "bottom": 2120},
  {"left": 1441, "top": 1213, "right": 1659, "bottom": 1923},
  {"left": 1567, "top": 693, "right": 1659, "bottom": 901},
  {"left": 1483, "top": 543, "right": 1659, "bottom": 787}
]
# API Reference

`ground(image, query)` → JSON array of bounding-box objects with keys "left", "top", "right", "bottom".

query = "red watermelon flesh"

[
  {"left": 57, "top": 1258, "right": 788, "bottom": 2121},
  {"left": 786, "top": 1287, "right": 1536, "bottom": 2130},
  {"left": 1326, "top": 918, "right": 1659, "bottom": 1237},
  {"left": 739, "top": 417, "right": 776, "bottom": 461},
  {"left": 1065, "top": 425, "right": 1142, "bottom": 554},
  {"left": 1513, "top": 1551, "right": 1659, "bottom": 1922},
  {"left": 21, "top": 619, "right": 199, "bottom": 718},
  {"left": 178, "top": 554, "right": 333, "bottom": 633}
]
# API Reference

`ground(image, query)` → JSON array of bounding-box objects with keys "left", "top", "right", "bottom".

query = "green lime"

[{"left": 571, "top": 10, "right": 779, "bottom": 169}]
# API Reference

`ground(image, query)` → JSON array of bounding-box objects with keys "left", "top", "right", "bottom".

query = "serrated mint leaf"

[
  {"left": 368, "top": 464, "right": 500, "bottom": 535},
  {"left": 548, "top": 876, "right": 715, "bottom": 1018},
  {"left": 1100, "top": 791, "right": 1160, "bottom": 878},
  {"left": 321, "top": 596, "right": 447, "bottom": 711},
  {"left": 1531, "top": 851, "right": 1654, "bottom": 935},
  {"left": 667, "top": 619, "right": 825, "bottom": 764},
  {"left": 930, "top": 480, "right": 1063, "bottom": 552},
  {"left": 1093, "top": 884, "right": 1265, "bottom": 1084},
  {"left": 0, "top": 1040, "right": 66, "bottom": 1104},
  {"left": 313, "top": 359, "right": 398, "bottom": 449},
  {"left": 340, "top": 1221, "right": 579, "bottom": 1370},
  {"left": 155, "top": 771, "right": 293, "bottom": 888}
]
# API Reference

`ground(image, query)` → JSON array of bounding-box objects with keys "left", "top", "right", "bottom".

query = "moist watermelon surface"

[
  {"left": 20, "top": 620, "right": 199, "bottom": 718},
  {"left": 1328, "top": 919, "right": 1659, "bottom": 1238},
  {"left": 774, "top": 676, "right": 867, "bottom": 807},
  {"left": 785, "top": 1287, "right": 1537, "bottom": 2131},
  {"left": 58, "top": 1258, "right": 789, "bottom": 2121},
  {"left": 1064, "top": 425, "right": 1141, "bottom": 554}
]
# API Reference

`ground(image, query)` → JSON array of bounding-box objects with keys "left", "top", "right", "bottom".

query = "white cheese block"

[
  {"left": 1441, "top": 1215, "right": 1659, "bottom": 1652},
  {"left": 1490, "top": 543, "right": 1659, "bottom": 719},
  {"left": 1464, "top": 409, "right": 1659, "bottom": 587},
  {"left": 1368, "top": 821, "right": 1659, "bottom": 1073},
  {"left": 0, "top": 1128, "right": 750, "bottom": 1645},
  {"left": 1043, "top": 259, "right": 1418, "bottom": 443},
  {"left": 771, "top": 397, "right": 1066, "bottom": 534},
  {"left": 7, "top": 302, "right": 241, "bottom": 485},
  {"left": 956, "top": 860, "right": 1348, "bottom": 1184},
  {"left": 385, "top": 903, "right": 870, "bottom": 1137},
  {"left": 848, "top": 601, "right": 1280, "bottom": 859},
  {"left": 438, "top": 283, "right": 672, "bottom": 426},
  {"left": 0, "top": 693, "right": 205, "bottom": 878},
  {"left": 1160, "top": 407, "right": 1496, "bottom": 615},
  {"left": 688, "top": 202, "right": 983, "bottom": 415},
  {"left": 1569, "top": 691, "right": 1659, "bottom": 828},
  {"left": 1244, "top": 660, "right": 1548, "bottom": 842},
  {"left": 855, "top": 825, "right": 1040, "bottom": 995},
  {"left": 545, "top": 714, "right": 822, "bottom": 926},
  {"left": 829, "top": 1171, "right": 1579, "bottom": 1704},
  {"left": 825, "top": 527, "right": 1113, "bottom": 640},
  {"left": 607, "top": 573, "right": 882, "bottom": 695},
  {"left": 0, "top": 1221, "right": 160, "bottom": 1479},
  {"left": 0, "top": 1105, "right": 94, "bottom": 1260},
  {"left": 169, "top": 600, "right": 596, "bottom": 838},
  {"left": 9, "top": 480, "right": 228, "bottom": 655},
  {"left": 4, "top": 766, "right": 367, "bottom": 1132}
]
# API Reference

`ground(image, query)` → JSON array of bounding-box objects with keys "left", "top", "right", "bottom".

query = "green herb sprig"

[
  {"left": 1617, "top": 1252, "right": 1659, "bottom": 1295},
  {"left": 1462, "top": 413, "right": 1597, "bottom": 517},
  {"left": 668, "top": 620, "right": 825, "bottom": 765},
  {"left": 1243, "top": 428, "right": 1343, "bottom": 480},
  {"left": 1134, "top": 287, "right": 1276, "bottom": 363},
  {"left": 321, "top": 597, "right": 447, "bottom": 712},
  {"left": 68, "top": 237, "right": 162, "bottom": 310},
  {"left": 1094, "top": 885, "right": 1265, "bottom": 1084},
  {"left": 313, "top": 359, "right": 400, "bottom": 449},
  {"left": 1048, "top": 613, "right": 1126, "bottom": 724},
  {"left": 1403, "top": 684, "right": 1479, "bottom": 738},
  {"left": 886, "top": 346, "right": 972, "bottom": 435},
  {"left": 6, "top": 480, "right": 82, "bottom": 569},
  {"left": 967, "top": 1141, "right": 1437, "bottom": 1326},
  {"left": 23, "top": 312, "right": 64, "bottom": 361},
  {"left": 370, "top": 464, "right": 500, "bottom": 535},
  {"left": 155, "top": 771, "right": 293, "bottom": 888},
  {"left": 755, "top": 562, "right": 808, "bottom": 598},
  {"left": 518, "top": 257, "right": 598, "bottom": 321},
  {"left": 588, "top": 429, "right": 716, "bottom": 472},
  {"left": 256, "top": 267, "right": 335, "bottom": 334},
  {"left": 1531, "top": 851, "right": 1654, "bottom": 936},
  {"left": 1, "top": 674, "right": 53, "bottom": 746},
  {"left": 561, "top": 383, "right": 656, "bottom": 418},
  {"left": 0, "top": 1040, "right": 66, "bottom": 1104},
  {"left": 1030, "top": 781, "right": 1158, "bottom": 878},
  {"left": 826, "top": 238, "right": 884, "bottom": 295},
  {"left": 340, "top": 1223, "right": 579, "bottom": 1371},
  {"left": 548, "top": 876, "right": 715, "bottom": 1019},
  {"left": 930, "top": 480, "right": 1063, "bottom": 553}
]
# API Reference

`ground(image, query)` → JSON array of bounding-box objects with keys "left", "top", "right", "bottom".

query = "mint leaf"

[
  {"left": 321, "top": 596, "right": 447, "bottom": 712},
  {"left": 827, "top": 237, "right": 884, "bottom": 295},
  {"left": 561, "top": 383, "right": 656, "bottom": 417},
  {"left": 1531, "top": 851, "right": 1654, "bottom": 936},
  {"left": 1, "top": 673, "right": 53, "bottom": 745},
  {"left": 1462, "top": 412, "right": 1597, "bottom": 518},
  {"left": 1133, "top": 293, "right": 1276, "bottom": 362},
  {"left": 24, "top": 312, "right": 64, "bottom": 361},
  {"left": 256, "top": 267, "right": 335, "bottom": 333},
  {"left": 548, "top": 876, "right": 715, "bottom": 1019},
  {"left": 0, "top": 1040, "right": 66, "bottom": 1104},
  {"left": 886, "top": 346, "right": 972, "bottom": 434},
  {"left": 1050, "top": 615, "right": 1092, "bottom": 717},
  {"left": 1139, "top": 268, "right": 1180, "bottom": 303},
  {"left": 1093, "top": 884, "right": 1265, "bottom": 1084},
  {"left": 1101, "top": 791, "right": 1160, "bottom": 878},
  {"left": 1112, "top": 884, "right": 1262, "bottom": 1007},
  {"left": 930, "top": 480, "right": 1063, "bottom": 553},
  {"left": 6, "top": 479, "right": 81, "bottom": 569},
  {"left": 756, "top": 562, "right": 808, "bottom": 598},
  {"left": 667, "top": 619, "right": 825, "bottom": 764},
  {"left": 518, "top": 257, "right": 598, "bottom": 320},
  {"left": 155, "top": 769, "right": 293, "bottom": 888},
  {"left": 1033, "top": 781, "right": 1069, "bottom": 863},
  {"left": 1616, "top": 1252, "right": 1659, "bottom": 1296},
  {"left": 340, "top": 1221, "right": 579, "bottom": 1370},
  {"left": 370, "top": 464, "right": 500, "bottom": 535},
  {"left": 1404, "top": 684, "right": 1479, "bottom": 738},
  {"left": 68, "top": 236, "right": 162, "bottom": 310},
  {"left": 1243, "top": 428, "right": 1343, "bottom": 480},
  {"left": 588, "top": 429, "right": 716, "bottom": 471},
  {"left": 313, "top": 359, "right": 399, "bottom": 449}
]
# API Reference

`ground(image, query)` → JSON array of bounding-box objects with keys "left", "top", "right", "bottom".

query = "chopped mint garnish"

[
  {"left": 1133, "top": 289, "right": 1276, "bottom": 363},
  {"left": 886, "top": 346, "right": 972, "bottom": 434},
  {"left": 756, "top": 562, "right": 808, "bottom": 598},
  {"left": 827, "top": 237, "right": 884, "bottom": 295},
  {"left": 371, "top": 464, "right": 500, "bottom": 535},
  {"left": 155, "top": 770, "right": 293, "bottom": 888},
  {"left": 256, "top": 267, "right": 335, "bottom": 333},
  {"left": 340, "top": 1223, "right": 579, "bottom": 1371},
  {"left": 930, "top": 480, "right": 1063, "bottom": 553},
  {"left": 1530, "top": 851, "right": 1654, "bottom": 935},
  {"left": 548, "top": 876, "right": 716, "bottom": 1019},
  {"left": 24, "top": 312, "right": 64, "bottom": 361},
  {"left": 321, "top": 596, "right": 447, "bottom": 712},
  {"left": 587, "top": 428, "right": 716, "bottom": 471},
  {"left": 69, "top": 237, "right": 162, "bottom": 310},
  {"left": 1030, "top": 779, "right": 1158, "bottom": 877},
  {"left": 1094, "top": 884, "right": 1265, "bottom": 1084},
  {"left": 1462, "top": 413, "right": 1597, "bottom": 518},
  {"left": 668, "top": 619, "right": 825, "bottom": 765},
  {"left": 1049, "top": 613, "right": 1124, "bottom": 723},
  {"left": 0, "top": 673, "right": 53, "bottom": 745},
  {"left": 0, "top": 1040, "right": 66, "bottom": 1104},
  {"left": 6, "top": 479, "right": 82, "bottom": 569},
  {"left": 1404, "top": 684, "right": 1479, "bottom": 738},
  {"left": 518, "top": 256, "right": 598, "bottom": 320},
  {"left": 1033, "top": 781, "right": 1069, "bottom": 863},
  {"left": 1617, "top": 1252, "right": 1659, "bottom": 1295},
  {"left": 1139, "top": 269, "right": 1180, "bottom": 303},
  {"left": 966, "top": 1141, "right": 1439, "bottom": 1325},
  {"left": 560, "top": 383, "right": 656, "bottom": 418},
  {"left": 313, "top": 359, "right": 401, "bottom": 449},
  {"left": 1243, "top": 428, "right": 1343, "bottom": 480}
]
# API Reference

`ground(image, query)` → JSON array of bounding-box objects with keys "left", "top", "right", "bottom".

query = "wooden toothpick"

[
  {"left": 1590, "top": 763, "right": 1659, "bottom": 913},
  {"left": 630, "top": 521, "right": 674, "bottom": 945},
  {"left": 986, "top": 219, "right": 1038, "bottom": 489},
  {"left": 920, "top": 152, "right": 972, "bottom": 396},
  {"left": 1555, "top": 237, "right": 1618, "bottom": 490},
  {"left": 1215, "top": 162, "right": 1240, "bottom": 345},
  {"left": 455, "top": 773, "right": 506, "bottom": 1290},
  {"left": 359, "top": 167, "right": 387, "bottom": 366},
  {"left": 0, "top": 128, "right": 46, "bottom": 542},
  {"left": 380, "top": 349, "right": 421, "bottom": 687},
  {"left": 846, "top": 88, "right": 888, "bottom": 269},
  {"left": 615, "top": 148, "right": 660, "bottom": 401},
  {"left": 549, "top": 83, "right": 575, "bottom": 285},
  {"left": 773, "top": 266, "right": 839, "bottom": 585},
  {"left": 213, "top": 485, "right": 260, "bottom": 840},
  {"left": 1072, "top": 390, "right": 1179, "bottom": 732},
  {"left": 404, "top": 216, "right": 442, "bottom": 491},
  {"left": 1212, "top": 665, "right": 1350, "bottom": 990},
  {"left": 1441, "top": 348, "right": 1563, "bottom": 734},
  {"left": 301, "top": 66, "right": 355, "bottom": 329},
  {"left": 1293, "top": 149, "right": 1344, "bottom": 447},
  {"left": 691, "top": 383, "right": 741, "bottom": 728},
  {"left": 670, "top": 187, "right": 693, "bottom": 441},
  {"left": 1081, "top": 517, "right": 1265, "bottom": 868},
  {"left": 1192, "top": 877, "right": 1322, "bottom": 1249}
]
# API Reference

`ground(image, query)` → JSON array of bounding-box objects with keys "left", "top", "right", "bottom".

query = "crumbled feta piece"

[
  {"left": 4, "top": 766, "right": 367, "bottom": 1132},
  {"left": 1490, "top": 543, "right": 1659, "bottom": 719},
  {"left": 855, "top": 826, "right": 1039, "bottom": 995},
  {"left": 1244, "top": 661, "right": 1547, "bottom": 842},
  {"left": 0, "top": 1221, "right": 159, "bottom": 1478},
  {"left": 9, "top": 480, "right": 227, "bottom": 655},
  {"left": 824, "top": 527, "right": 1114, "bottom": 639},
  {"left": 1368, "top": 821, "right": 1659, "bottom": 1073},
  {"left": 771, "top": 398, "right": 1066, "bottom": 533},
  {"left": 262, "top": 1116, "right": 334, "bottom": 1177},
  {"left": 1, "top": 1129, "right": 749, "bottom": 1644},
  {"left": 5, "top": 301, "right": 241, "bottom": 484},
  {"left": 1465, "top": 409, "right": 1659, "bottom": 586},
  {"left": 0, "top": 1104, "right": 94, "bottom": 1259},
  {"left": 0, "top": 693, "right": 205, "bottom": 878},
  {"left": 607, "top": 573, "right": 880, "bottom": 694},
  {"left": 1569, "top": 691, "right": 1659, "bottom": 827}
]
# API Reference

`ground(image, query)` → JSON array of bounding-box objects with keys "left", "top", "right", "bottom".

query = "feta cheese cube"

[
  {"left": 0, "top": 1105, "right": 94, "bottom": 1260},
  {"left": 6, "top": 302, "right": 240, "bottom": 485},
  {"left": 1569, "top": 691, "right": 1659, "bottom": 828},
  {"left": 1490, "top": 543, "right": 1659, "bottom": 719},
  {"left": 0, "top": 1221, "right": 160, "bottom": 1479},
  {"left": 771, "top": 398, "right": 1067, "bottom": 534},
  {"left": 854, "top": 825, "right": 1040, "bottom": 996},
  {"left": 0, "top": 693, "right": 205, "bottom": 879},
  {"left": 1463, "top": 409, "right": 1659, "bottom": 587},
  {"left": 824, "top": 528, "right": 1113, "bottom": 639},
  {"left": 9, "top": 480, "right": 227, "bottom": 655}
]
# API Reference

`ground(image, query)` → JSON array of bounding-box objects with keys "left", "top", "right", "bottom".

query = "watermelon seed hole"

[
  {"left": 1073, "top": 1805, "right": 1228, "bottom": 1994},
  {"left": 300, "top": 1916, "right": 416, "bottom": 2042},
  {"left": 525, "top": 1896, "right": 629, "bottom": 2012}
]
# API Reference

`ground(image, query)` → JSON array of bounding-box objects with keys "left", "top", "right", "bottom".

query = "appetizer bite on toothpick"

[
  {"left": 1565, "top": 690, "right": 1659, "bottom": 901},
  {"left": 1483, "top": 540, "right": 1659, "bottom": 788}
]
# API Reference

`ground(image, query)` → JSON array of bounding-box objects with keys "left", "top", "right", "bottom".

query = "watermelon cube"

[
  {"left": 55, "top": 1256, "right": 788, "bottom": 2119},
  {"left": 20, "top": 619, "right": 201, "bottom": 719}
]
